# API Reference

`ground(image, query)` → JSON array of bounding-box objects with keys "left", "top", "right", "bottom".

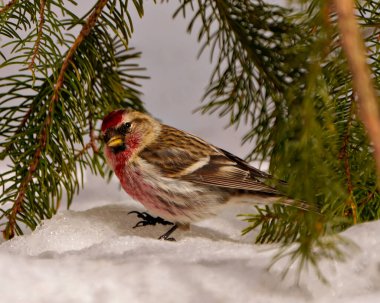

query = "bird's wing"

[
  {"left": 181, "top": 151, "right": 281, "bottom": 194},
  {"left": 139, "top": 125, "right": 280, "bottom": 195}
]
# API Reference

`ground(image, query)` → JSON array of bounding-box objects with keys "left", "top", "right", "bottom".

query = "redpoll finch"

[{"left": 102, "top": 109, "right": 312, "bottom": 240}]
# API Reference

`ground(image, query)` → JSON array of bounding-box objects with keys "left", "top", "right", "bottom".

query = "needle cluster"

[{"left": 0, "top": 0, "right": 146, "bottom": 238}]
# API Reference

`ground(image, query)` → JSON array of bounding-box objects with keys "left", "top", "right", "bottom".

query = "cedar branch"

[
  {"left": 334, "top": 0, "right": 380, "bottom": 185},
  {"left": 4, "top": 0, "right": 109, "bottom": 239}
]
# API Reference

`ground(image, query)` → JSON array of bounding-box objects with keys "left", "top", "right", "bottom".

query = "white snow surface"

[{"left": 1, "top": 193, "right": 380, "bottom": 303}]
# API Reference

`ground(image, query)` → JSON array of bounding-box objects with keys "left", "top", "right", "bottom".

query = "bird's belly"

[{"left": 116, "top": 165, "right": 224, "bottom": 223}]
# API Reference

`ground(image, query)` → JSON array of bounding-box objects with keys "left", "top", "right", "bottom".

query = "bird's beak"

[{"left": 107, "top": 136, "right": 124, "bottom": 147}]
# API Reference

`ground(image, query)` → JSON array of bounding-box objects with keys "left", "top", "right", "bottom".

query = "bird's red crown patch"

[{"left": 101, "top": 109, "right": 125, "bottom": 132}]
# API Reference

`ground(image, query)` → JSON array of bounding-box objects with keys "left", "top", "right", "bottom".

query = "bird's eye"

[
  {"left": 103, "top": 131, "right": 111, "bottom": 143},
  {"left": 118, "top": 122, "right": 131, "bottom": 135}
]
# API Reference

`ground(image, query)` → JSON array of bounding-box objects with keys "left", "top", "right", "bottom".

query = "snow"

[{"left": 1, "top": 190, "right": 380, "bottom": 303}]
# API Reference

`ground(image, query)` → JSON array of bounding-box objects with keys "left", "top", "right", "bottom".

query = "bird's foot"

[
  {"left": 158, "top": 225, "right": 178, "bottom": 241},
  {"left": 128, "top": 211, "right": 174, "bottom": 228}
]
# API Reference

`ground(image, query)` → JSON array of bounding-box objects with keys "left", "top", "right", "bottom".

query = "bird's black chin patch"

[{"left": 111, "top": 144, "right": 127, "bottom": 154}]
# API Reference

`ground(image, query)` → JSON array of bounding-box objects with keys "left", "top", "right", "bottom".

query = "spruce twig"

[
  {"left": 51, "top": 0, "right": 109, "bottom": 104},
  {"left": 4, "top": 0, "right": 109, "bottom": 239},
  {"left": 0, "top": 0, "right": 18, "bottom": 14},
  {"left": 0, "top": 0, "right": 145, "bottom": 236},
  {"left": 334, "top": 0, "right": 380, "bottom": 185},
  {"left": 338, "top": 96, "right": 356, "bottom": 223},
  {"left": 174, "top": 0, "right": 380, "bottom": 279},
  {"left": 74, "top": 140, "right": 100, "bottom": 160},
  {"left": 28, "top": 0, "right": 46, "bottom": 74}
]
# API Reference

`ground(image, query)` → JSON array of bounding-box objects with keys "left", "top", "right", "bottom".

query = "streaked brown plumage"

[{"left": 101, "top": 109, "right": 311, "bottom": 240}]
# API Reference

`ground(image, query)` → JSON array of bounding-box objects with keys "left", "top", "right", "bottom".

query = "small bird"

[{"left": 101, "top": 109, "right": 310, "bottom": 240}]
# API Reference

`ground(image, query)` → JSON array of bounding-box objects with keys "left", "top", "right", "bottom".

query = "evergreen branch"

[
  {"left": 338, "top": 96, "right": 356, "bottom": 223},
  {"left": 73, "top": 115, "right": 100, "bottom": 160},
  {"left": 51, "top": 0, "right": 109, "bottom": 105},
  {"left": 1, "top": 0, "right": 146, "bottom": 237},
  {"left": 168, "top": 0, "right": 380, "bottom": 280},
  {"left": 28, "top": 0, "right": 45, "bottom": 73},
  {"left": 4, "top": 129, "right": 44, "bottom": 239},
  {"left": 361, "top": 191, "right": 375, "bottom": 208},
  {"left": 334, "top": 0, "right": 380, "bottom": 185},
  {"left": 2, "top": 103, "right": 33, "bottom": 157},
  {"left": 74, "top": 140, "right": 100, "bottom": 160},
  {"left": 175, "top": 0, "right": 308, "bottom": 160},
  {"left": 0, "top": 0, "right": 18, "bottom": 14},
  {"left": 4, "top": 0, "right": 109, "bottom": 239}
]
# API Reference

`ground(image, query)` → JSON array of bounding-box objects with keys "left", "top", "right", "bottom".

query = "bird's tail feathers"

[
  {"left": 233, "top": 193, "right": 320, "bottom": 214},
  {"left": 278, "top": 197, "right": 320, "bottom": 214}
]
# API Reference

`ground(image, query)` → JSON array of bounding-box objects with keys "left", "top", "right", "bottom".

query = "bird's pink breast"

[
  {"left": 104, "top": 144, "right": 161, "bottom": 212},
  {"left": 117, "top": 166, "right": 151, "bottom": 202},
  {"left": 115, "top": 162, "right": 172, "bottom": 217},
  {"left": 105, "top": 148, "right": 220, "bottom": 223}
]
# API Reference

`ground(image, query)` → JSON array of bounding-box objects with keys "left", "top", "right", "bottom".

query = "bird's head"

[{"left": 101, "top": 109, "right": 160, "bottom": 160}]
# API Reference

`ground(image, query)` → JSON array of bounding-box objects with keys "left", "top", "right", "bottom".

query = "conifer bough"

[
  {"left": 4, "top": 0, "right": 109, "bottom": 239},
  {"left": 0, "top": 0, "right": 146, "bottom": 238},
  {"left": 334, "top": 0, "right": 380, "bottom": 185}
]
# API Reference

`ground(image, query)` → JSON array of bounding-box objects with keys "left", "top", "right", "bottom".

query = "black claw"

[
  {"left": 128, "top": 211, "right": 174, "bottom": 228},
  {"left": 160, "top": 236, "right": 176, "bottom": 242}
]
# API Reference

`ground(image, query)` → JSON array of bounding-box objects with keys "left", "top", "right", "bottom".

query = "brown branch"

[
  {"left": 51, "top": 0, "right": 108, "bottom": 104},
  {"left": 4, "top": 0, "right": 109, "bottom": 239},
  {"left": 28, "top": 0, "right": 46, "bottom": 73},
  {"left": 74, "top": 142, "right": 93, "bottom": 160},
  {"left": 334, "top": 0, "right": 380, "bottom": 186},
  {"left": 73, "top": 113, "right": 100, "bottom": 160},
  {"left": 359, "top": 191, "right": 375, "bottom": 209},
  {"left": 0, "top": 0, "right": 18, "bottom": 14},
  {"left": 73, "top": 138, "right": 100, "bottom": 160}
]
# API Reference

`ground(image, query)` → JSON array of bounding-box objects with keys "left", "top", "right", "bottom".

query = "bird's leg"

[
  {"left": 128, "top": 211, "right": 174, "bottom": 228},
  {"left": 158, "top": 223, "right": 189, "bottom": 241},
  {"left": 158, "top": 224, "right": 178, "bottom": 241}
]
